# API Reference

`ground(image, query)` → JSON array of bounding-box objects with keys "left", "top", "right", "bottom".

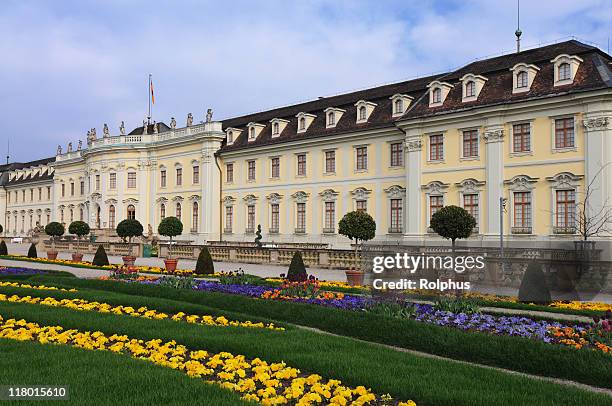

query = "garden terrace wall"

[{"left": 41, "top": 240, "right": 143, "bottom": 257}]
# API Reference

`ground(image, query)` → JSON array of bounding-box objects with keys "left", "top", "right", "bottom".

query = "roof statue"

[
  {"left": 91, "top": 128, "right": 96, "bottom": 139},
  {"left": 153, "top": 120, "right": 158, "bottom": 134},
  {"left": 119, "top": 121, "right": 125, "bottom": 135},
  {"left": 170, "top": 117, "right": 176, "bottom": 129},
  {"left": 67, "top": 142, "right": 73, "bottom": 153},
  {"left": 206, "top": 108, "right": 213, "bottom": 123},
  {"left": 103, "top": 123, "right": 110, "bottom": 138},
  {"left": 86, "top": 130, "right": 92, "bottom": 144},
  {"left": 142, "top": 120, "right": 148, "bottom": 135},
  {"left": 187, "top": 113, "right": 193, "bottom": 127},
  {"left": 57, "top": 145, "right": 62, "bottom": 155},
  {"left": 77, "top": 140, "right": 82, "bottom": 150}
]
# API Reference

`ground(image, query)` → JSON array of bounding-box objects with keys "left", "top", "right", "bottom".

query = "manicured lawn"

[
  {"left": 0, "top": 340, "right": 246, "bottom": 405},
  {"left": 17, "top": 275, "right": 610, "bottom": 390},
  {"left": 0, "top": 276, "right": 611, "bottom": 405}
]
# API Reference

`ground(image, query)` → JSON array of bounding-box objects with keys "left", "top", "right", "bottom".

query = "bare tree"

[{"left": 576, "top": 163, "right": 612, "bottom": 241}]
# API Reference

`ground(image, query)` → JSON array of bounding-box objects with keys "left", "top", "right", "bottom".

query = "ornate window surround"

[
  {"left": 459, "top": 73, "right": 487, "bottom": 102},
  {"left": 509, "top": 63, "right": 540, "bottom": 93},
  {"left": 504, "top": 174, "right": 538, "bottom": 235},
  {"left": 455, "top": 178, "right": 485, "bottom": 233},
  {"left": 551, "top": 54, "right": 583, "bottom": 86},
  {"left": 546, "top": 172, "right": 582, "bottom": 235}
]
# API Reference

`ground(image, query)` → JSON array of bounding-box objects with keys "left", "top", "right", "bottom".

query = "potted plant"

[
  {"left": 338, "top": 211, "right": 376, "bottom": 286},
  {"left": 68, "top": 220, "right": 90, "bottom": 262},
  {"left": 116, "top": 219, "right": 143, "bottom": 267},
  {"left": 44, "top": 222, "right": 65, "bottom": 260},
  {"left": 158, "top": 216, "right": 183, "bottom": 273}
]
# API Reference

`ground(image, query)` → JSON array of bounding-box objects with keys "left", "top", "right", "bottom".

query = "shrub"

[
  {"left": 116, "top": 219, "right": 143, "bottom": 256},
  {"left": 365, "top": 301, "right": 416, "bottom": 319},
  {"left": 518, "top": 261, "right": 552, "bottom": 305},
  {"left": 158, "top": 275, "right": 195, "bottom": 290},
  {"left": 430, "top": 205, "right": 476, "bottom": 251},
  {"left": 287, "top": 251, "right": 307, "bottom": 282},
  {"left": 338, "top": 211, "right": 376, "bottom": 271},
  {"left": 68, "top": 221, "right": 90, "bottom": 239},
  {"left": 92, "top": 245, "right": 110, "bottom": 266},
  {"left": 0, "top": 224, "right": 3, "bottom": 234},
  {"left": 45, "top": 222, "right": 65, "bottom": 251},
  {"left": 158, "top": 217, "right": 183, "bottom": 259},
  {"left": 0, "top": 240, "right": 7, "bottom": 256},
  {"left": 255, "top": 224, "right": 262, "bottom": 247},
  {"left": 27, "top": 243, "right": 38, "bottom": 258},
  {"left": 195, "top": 246, "right": 214, "bottom": 275}
]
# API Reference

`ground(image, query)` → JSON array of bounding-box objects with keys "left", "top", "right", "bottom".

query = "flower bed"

[
  {"left": 0, "top": 267, "right": 47, "bottom": 276},
  {"left": 0, "top": 281, "right": 77, "bottom": 292},
  {"left": 0, "top": 292, "right": 284, "bottom": 331},
  {"left": 0, "top": 315, "right": 415, "bottom": 405}
]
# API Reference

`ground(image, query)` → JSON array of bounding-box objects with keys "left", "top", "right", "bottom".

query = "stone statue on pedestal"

[
  {"left": 91, "top": 128, "right": 97, "bottom": 139},
  {"left": 206, "top": 109, "right": 213, "bottom": 123},
  {"left": 103, "top": 123, "right": 110, "bottom": 137},
  {"left": 57, "top": 145, "right": 62, "bottom": 155},
  {"left": 187, "top": 113, "right": 193, "bottom": 127},
  {"left": 119, "top": 121, "right": 126, "bottom": 135},
  {"left": 170, "top": 117, "right": 176, "bottom": 129},
  {"left": 67, "top": 142, "right": 73, "bottom": 153},
  {"left": 77, "top": 140, "right": 82, "bottom": 150},
  {"left": 153, "top": 121, "right": 158, "bottom": 133},
  {"left": 142, "top": 120, "right": 148, "bottom": 135}
]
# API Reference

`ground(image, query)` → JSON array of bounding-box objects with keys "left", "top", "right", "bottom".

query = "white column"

[
  {"left": 200, "top": 142, "right": 222, "bottom": 242},
  {"left": 405, "top": 137, "right": 422, "bottom": 236},
  {"left": 137, "top": 159, "right": 148, "bottom": 227},
  {"left": 52, "top": 179, "right": 60, "bottom": 221},
  {"left": 148, "top": 159, "right": 157, "bottom": 229},
  {"left": 483, "top": 126, "right": 505, "bottom": 235},
  {"left": 116, "top": 164, "right": 124, "bottom": 223},
  {"left": 583, "top": 114, "right": 612, "bottom": 231}
]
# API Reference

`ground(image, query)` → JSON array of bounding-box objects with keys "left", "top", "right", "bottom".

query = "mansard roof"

[
  {"left": 218, "top": 40, "right": 611, "bottom": 153},
  {"left": 6, "top": 168, "right": 54, "bottom": 186},
  {"left": 1, "top": 156, "right": 55, "bottom": 187},
  {"left": 128, "top": 122, "right": 171, "bottom": 135}
]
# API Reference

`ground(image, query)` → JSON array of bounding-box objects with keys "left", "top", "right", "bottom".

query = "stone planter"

[
  {"left": 164, "top": 258, "right": 178, "bottom": 273},
  {"left": 345, "top": 270, "right": 365, "bottom": 286},
  {"left": 47, "top": 251, "right": 58, "bottom": 260},
  {"left": 122, "top": 256, "right": 136, "bottom": 267},
  {"left": 71, "top": 253, "right": 83, "bottom": 262}
]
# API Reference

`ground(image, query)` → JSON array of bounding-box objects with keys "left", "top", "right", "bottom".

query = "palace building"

[{"left": 1, "top": 40, "right": 612, "bottom": 251}]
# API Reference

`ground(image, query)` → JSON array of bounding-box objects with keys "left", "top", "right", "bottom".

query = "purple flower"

[{"left": 0, "top": 267, "right": 46, "bottom": 276}]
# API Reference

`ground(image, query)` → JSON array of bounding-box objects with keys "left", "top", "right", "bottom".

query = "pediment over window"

[
  {"left": 545, "top": 172, "right": 582, "bottom": 188},
  {"left": 504, "top": 175, "right": 539, "bottom": 191},
  {"left": 459, "top": 74, "right": 487, "bottom": 102},
  {"left": 156, "top": 197, "right": 168, "bottom": 203},
  {"left": 354, "top": 100, "right": 377, "bottom": 123},
  {"left": 225, "top": 127, "right": 241, "bottom": 145},
  {"left": 246, "top": 123, "right": 265, "bottom": 142},
  {"left": 266, "top": 192, "right": 283, "bottom": 204},
  {"left": 323, "top": 107, "right": 346, "bottom": 128},
  {"left": 510, "top": 63, "right": 540, "bottom": 93},
  {"left": 223, "top": 196, "right": 236, "bottom": 206},
  {"left": 269, "top": 118, "right": 290, "bottom": 138},
  {"left": 384, "top": 185, "right": 406, "bottom": 199},
  {"left": 170, "top": 196, "right": 183, "bottom": 202},
  {"left": 319, "top": 188, "right": 339, "bottom": 202},
  {"left": 351, "top": 187, "right": 372, "bottom": 200},
  {"left": 389, "top": 94, "right": 413, "bottom": 117},
  {"left": 243, "top": 194, "right": 258, "bottom": 205},
  {"left": 291, "top": 191, "right": 309, "bottom": 203},
  {"left": 295, "top": 112, "right": 316, "bottom": 133},
  {"left": 421, "top": 181, "right": 449, "bottom": 194},
  {"left": 455, "top": 178, "right": 485, "bottom": 193},
  {"left": 427, "top": 81, "right": 453, "bottom": 107},
  {"left": 551, "top": 54, "right": 583, "bottom": 86}
]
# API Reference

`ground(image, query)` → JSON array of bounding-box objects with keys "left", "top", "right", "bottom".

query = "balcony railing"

[
  {"left": 511, "top": 226, "right": 532, "bottom": 234},
  {"left": 294, "top": 228, "right": 306, "bottom": 234},
  {"left": 553, "top": 226, "right": 576, "bottom": 234},
  {"left": 322, "top": 228, "right": 335, "bottom": 234},
  {"left": 388, "top": 227, "right": 403, "bottom": 234}
]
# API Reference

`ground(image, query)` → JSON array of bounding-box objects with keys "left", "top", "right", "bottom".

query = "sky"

[{"left": 1, "top": 0, "right": 611, "bottom": 162}]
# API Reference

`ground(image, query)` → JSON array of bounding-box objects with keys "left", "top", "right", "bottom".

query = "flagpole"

[{"left": 148, "top": 74, "right": 152, "bottom": 125}]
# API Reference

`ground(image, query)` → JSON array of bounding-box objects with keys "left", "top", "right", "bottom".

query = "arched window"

[
  {"left": 249, "top": 127, "right": 255, "bottom": 139},
  {"left": 359, "top": 106, "right": 367, "bottom": 120},
  {"left": 176, "top": 202, "right": 182, "bottom": 221},
  {"left": 299, "top": 117, "right": 306, "bottom": 130},
  {"left": 328, "top": 112, "right": 335, "bottom": 126},
  {"left": 394, "top": 99, "right": 403, "bottom": 114},
  {"left": 109, "top": 205, "right": 116, "bottom": 229},
  {"left": 127, "top": 205, "right": 136, "bottom": 220},
  {"left": 160, "top": 203, "right": 166, "bottom": 220},
  {"left": 517, "top": 71, "right": 528, "bottom": 88},
  {"left": 227, "top": 131, "right": 233, "bottom": 143},
  {"left": 432, "top": 88, "right": 442, "bottom": 103},
  {"left": 273, "top": 122, "right": 279, "bottom": 135},
  {"left": 70, "top": 209, "right": 74, "bottom": 223},
  {"left": 79, "top": 207, "right": 84, "bottom": 221},
  {"left": 465, "top": 81, "right": 476, "bottom": 97},
  {"left": 558, "top": 63, "right": 570, "bottom": 81},
  {"left": 192, "top": 202, "right": 199, "bottom": 232}
]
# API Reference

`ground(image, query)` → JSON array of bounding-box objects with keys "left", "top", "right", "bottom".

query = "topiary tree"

[
  {"left": 157, "top": 216, "right": 183, "bottom": 259},
  {"left": 287, "top": 251, "right": 307, "bottom": 282},
  {"left": 338, "top": 211, "right": 376, "bottom": 271},
  {"left": 45, "top": 222, "right": 65, "bottom": 252},
  {"left": 255, "top": 224, "right": 262, "bottom": 247},
  {"left": 92, "top": 244, "right": 110, "bottom": 266},
  {"left": 0, "top": 240, "right": 7, "bottom": 256},
  {"left": 116, "top": 219, "right": 143, "bottom": 257},
  {"left": 518, "top": 261, "right": 552, "bottom": 305},
  {"left": 68, "top": 221, "right": 90, "bottom": 253},
  {"left": 195, "top": 246, "right": 215, "bottom": 275},
  {"left": 430, "top": 205, "right": 476, "bottom": 253},
  {"left": 27, "top": 243, "right": 37, "bottom": 258}
]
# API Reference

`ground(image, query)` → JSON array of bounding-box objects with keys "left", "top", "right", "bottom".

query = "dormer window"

[
  {"left": 389, "top": 94, "right": 413, "bottom": 117},
  {"left": 459, "top": 74, "right": 487, "bottom": 102},
  {"left": 225, "top": 127, "right": 241, "bottom": 145},
  {"left": 269, "top": 118, "right": 289, "bottom": 138},
  {"left": 427, "top": 81, "right": 453, "bottom": 107},
  {"left": 246, "top": 122, "right": 265, "bottom": 142},
  {"left": 551, "top": 54, "right": 582, "bottom": 86},
  {"left": 510, "top": 63, "right": 540, "bottom": 93},
  {"left": 465, "top": 81, "right": 475, "bottom": 97},
  {"left": 354, "top": 100, "right": 377, "bottom": 123},
  {"left": 295, "top": 112, "right": 316, "bottom": 133},
  {"left": 432, "top": 88, "right": 441, "bottom": 103},
  {"left": 517, "top": 71, "right": 528, "bottom": 88},
  {"left": 324, "top": 107, "right": 345, "bottom": 128},
  {"left": 558, "top": 63, "right": 570, "bottom": 81}
]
